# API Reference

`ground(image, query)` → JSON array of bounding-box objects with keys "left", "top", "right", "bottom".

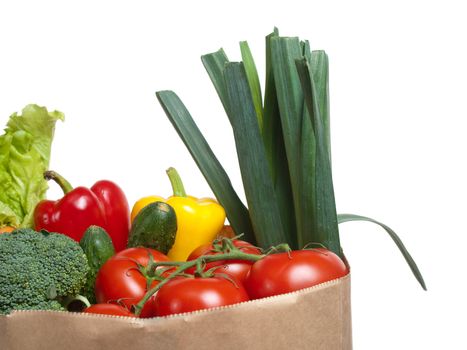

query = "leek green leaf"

[
  {"left": 295, "top": 57, "right": 341, "bottom": 256},
  {"left": 263, "top": 29, "right": 297, "bottom": 248},
  {"left": 337, "top": 213, "right": 426, "bottom": 290},
  {"left": 240, "top": 41, "right": 263, "bottom": 132},
  {"left": 223, "top": 62, "right": 288, "bottom": 248},
  {"left": 270, "top": 37, "right": 315, "bottom": 248},
  {"left": 201, "top": 49, "right": 231, "bottom": 120},
  {"left": 156, "top": 91, "right": 256, "bottom": 243},
  {"left": 310, "top": 50, "right": 331, "bottom": 159}
]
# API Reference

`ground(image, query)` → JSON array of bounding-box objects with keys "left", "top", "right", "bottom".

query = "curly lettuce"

[{"left": 0, "top": 105, "right": 64, "bottom": 228}]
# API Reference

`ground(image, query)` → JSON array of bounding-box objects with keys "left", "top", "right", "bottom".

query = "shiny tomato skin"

[
  {"left": 95, "top": 247, "right": 170, "bottom": 318},
  {"left": 83, "top": 304, "right": 136, "bottom": 317},
  {"left": 244, "top": 249, "right": 349, "bottom": 299},
  {"left": 154, "top": 276, "right": 250, "bottom": 316},
  {"left": 188, "top": 240, "right": 260, "bottom": 259},
  {"left": 187, "top": 240, "right": 261, "bottom": 284}
]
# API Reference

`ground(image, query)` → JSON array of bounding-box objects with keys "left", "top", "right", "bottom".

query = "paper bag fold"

[{"left": 0, "top": 274, "right": 351, "bottom": 350}]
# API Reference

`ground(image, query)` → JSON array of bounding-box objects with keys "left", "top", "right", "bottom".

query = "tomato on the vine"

[
  {"left": 83, "top": 303, "right": 135, "bottom": 317},
  {"left": 187, "top": 240, "right": 261, "bottom": 284},
  {"left": 95, "top": 247, "right": 170, "bottom": 318},
  {"left": 154, "top": 276, "right": 250, "bottom": 316},
  {"left": 244, "top": 249, "right": 349, "bottom": 299}
]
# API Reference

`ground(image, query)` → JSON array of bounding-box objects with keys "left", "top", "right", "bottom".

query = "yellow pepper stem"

[{"left": 166, "top": 167, "right": 187, "bottom": 197}]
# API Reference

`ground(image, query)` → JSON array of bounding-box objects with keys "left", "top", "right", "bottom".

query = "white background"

[{"left": 1, "top": 0, "right": 465, "bottom": 348}]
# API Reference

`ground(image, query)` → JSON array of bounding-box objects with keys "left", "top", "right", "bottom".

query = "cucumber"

[
  {"left": 79, "top": 225, "right": 115, "bottom": 303},
  {"left": 127, "top": 201, "right": 177, "bottom": 254}
]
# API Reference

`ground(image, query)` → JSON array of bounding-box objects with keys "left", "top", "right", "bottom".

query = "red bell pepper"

[{"left": 34, "top": 171, "right": 130, "bottom": 252}]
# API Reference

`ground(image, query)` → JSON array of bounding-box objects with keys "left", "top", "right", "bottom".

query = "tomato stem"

[
  {"left": 302, "top": 242, "right": 327, "bottom": 250},
  {"left": 264, "top": 243, "right": 291, "bottom": 255},
  {"left": 194, "top": 259, "right": 205, "bottom": 277},
  {"left": 134, "top": 249, "right": 264, "bottom": 316}
]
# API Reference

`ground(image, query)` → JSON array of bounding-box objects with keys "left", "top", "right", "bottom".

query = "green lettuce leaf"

[{"left": 0, "top": 104, "right": 64, "bottom": 228}]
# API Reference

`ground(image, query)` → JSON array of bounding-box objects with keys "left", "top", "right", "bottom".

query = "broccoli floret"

[{"left": 0, "top": 228, "right": 89, "bottom": 315}]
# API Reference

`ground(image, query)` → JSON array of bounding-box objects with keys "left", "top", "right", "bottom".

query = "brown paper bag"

[{"left": 0, "top": 274, "right": 351, "bottom": 350}]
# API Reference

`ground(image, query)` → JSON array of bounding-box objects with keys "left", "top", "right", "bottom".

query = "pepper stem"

[
  {"left": 44, "top": 170, "right": 73, "bottom": 194},
  {"left": 166, "top": 167, "right": 187, "bottom": 197}
]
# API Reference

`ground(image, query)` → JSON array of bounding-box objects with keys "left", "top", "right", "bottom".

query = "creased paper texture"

[{"left": 0, "top": 274, "right": 351, "bottom": 350}]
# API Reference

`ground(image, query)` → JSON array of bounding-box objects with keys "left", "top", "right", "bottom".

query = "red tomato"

[
  {"left": 83, "top": 304, "right": 135, "bottom": 317},
  {"left": 95, "top": 247, "right": 170, "bottom": 318},
  {"left": 218, "top": 225, "right": 235, "bottom": 238},
  {"left": 187, "top": 240, "right": 261, "bottom": 284},
  {"left": 154, "top": 276, "right": 250, "bottom": 316},
  {"left": 244, "top": 249, "right": 349, "bottom": 299}
]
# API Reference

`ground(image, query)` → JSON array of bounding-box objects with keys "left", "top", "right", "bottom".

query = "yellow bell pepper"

[{"left": 131, "top": 167, "right": 226, "bottom": 261}]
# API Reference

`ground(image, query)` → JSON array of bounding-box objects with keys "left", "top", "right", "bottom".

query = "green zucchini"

[
  {"left": 127, "top": 201, "right": 177, "bottom": 254},
  {"left": 79, "top": 225, "right": 115, "bottom": 303}
]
